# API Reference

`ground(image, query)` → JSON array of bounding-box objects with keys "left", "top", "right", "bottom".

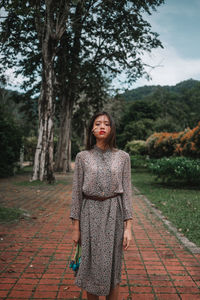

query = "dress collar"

[{"left": 93, "top": 145, "right": 111, "bottom": 154}]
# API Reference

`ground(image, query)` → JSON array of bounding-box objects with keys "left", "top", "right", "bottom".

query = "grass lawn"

[
  {"left": 131, "top": 169, "right": 200, "bottom": 247},
  {"left": 0, "top": 206, "right": 24, "bottom": 223}
]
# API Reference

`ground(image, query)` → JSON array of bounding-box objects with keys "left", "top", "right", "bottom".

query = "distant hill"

[{"left": 120, "top": 79, "right": 200, "bottom": 102}]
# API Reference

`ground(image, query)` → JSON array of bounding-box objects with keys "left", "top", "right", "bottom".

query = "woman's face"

[{"left": 92, "top": 115, "right": 111, "bottom": 141}]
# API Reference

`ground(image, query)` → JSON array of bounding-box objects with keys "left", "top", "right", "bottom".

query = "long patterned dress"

[{"left": 70, "top": 145, "right": 133, "bottom": 296}]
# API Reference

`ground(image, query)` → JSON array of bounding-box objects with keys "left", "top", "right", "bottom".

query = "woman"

[{"left": 70, "top": 112, "right": 133, "bottom": 300}]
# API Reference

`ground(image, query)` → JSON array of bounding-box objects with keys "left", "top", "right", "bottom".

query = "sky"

[{"left": 114, "top": 0, "right": 200, "bottom": 90}]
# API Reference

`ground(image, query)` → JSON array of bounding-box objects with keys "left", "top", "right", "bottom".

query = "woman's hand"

[
  {"left": 123, "top": 219, "right": 132, "bottom": 250},
  {"left": 72, "top": 228, "right": 81, "bottom": 246},
  {"left": 123, "top": 228, "right": 132, "bottom": 250},
  {"left": 72, "top": 219, "right": 81, "bottom": 246}
]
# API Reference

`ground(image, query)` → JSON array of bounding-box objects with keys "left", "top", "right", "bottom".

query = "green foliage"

[
  {"left": 130, "top": 155, "right": 149, "bottom": 169},
  {"left": 0, "top": 110, "right": 22, "bottom": 177},
  {"left": 0, "top": 87, "right": 37, "bottom": 136},
  {"left": 153, "top": 117, "right": 182, "bottom": 132},
  {"left": 148, "top": 157, "right": 200, "bottom": 184},
  {"left": 0, "top": 0, "right": 165, "bottom": 97},
  {"left": 121, "top": 79, "right": 199, "bottom": 103},
  {"left": 117, "top": 99, "right": 160, "bottom": 148},
  {"left": 0, "top": 206, "right": 23, "bottom": 223},
  {"left": 125, "top": 140, "right": 147, "bottom": 155},
  {"left": 117, "top": 80, "right": 200, "bottom": 150}
]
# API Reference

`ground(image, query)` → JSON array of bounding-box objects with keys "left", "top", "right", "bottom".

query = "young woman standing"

[{"left": 70, "top": 112, "right": 133, "bottom": 300}]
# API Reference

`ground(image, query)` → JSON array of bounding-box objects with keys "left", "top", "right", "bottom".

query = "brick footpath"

[{"left": 0, "top": 172, "right": 200, "bottom": 300}]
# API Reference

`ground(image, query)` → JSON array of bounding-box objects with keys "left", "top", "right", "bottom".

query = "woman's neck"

[{"left": 96, "top": 140, "right": 109, "bottom": 150}]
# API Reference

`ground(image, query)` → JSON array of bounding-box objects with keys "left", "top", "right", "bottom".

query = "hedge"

[{"left": 148, "top": 157, "right": 200, "bottom": 184}]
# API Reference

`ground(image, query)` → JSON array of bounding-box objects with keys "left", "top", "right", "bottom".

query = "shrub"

[
  {"left": 175, "top": 122, "right": 200, "bottom": 158},
  {"left": 148, "top": 157, "right": 200, "bottom": 184},
  {"left": 146, "top": 122, "right": 200, "bottom": 159},
  {"left": 130, "top": 155, "right": 150, "bottom": 169},
  {"left": 125, "top": 140, "right": 147, "bottom": 156},
  {"left": 146, "top": 131, "right": 184, "bottom": 158},
  {"left": 0, "top": 111, "right": 22, "bottom": 177}
]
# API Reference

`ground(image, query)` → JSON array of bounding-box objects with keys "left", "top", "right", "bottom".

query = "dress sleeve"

[
  {"left": 122, "top": 154, "right": 133, "bottom": 221},
  {"left": 70, "top": 153, "right": 84, "bottom": 220}
]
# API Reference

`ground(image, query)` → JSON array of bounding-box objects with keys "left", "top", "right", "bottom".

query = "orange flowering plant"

[{"left": 146, "top": 122, "right": 200, "bottom": 158}]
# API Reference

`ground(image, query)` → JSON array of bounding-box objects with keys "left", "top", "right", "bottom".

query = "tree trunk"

[
  {"left": 32, "top": 62, "right": 55, "bottom": 183},
  {"left": 55, "top": 2, "right": 83, "bottom": 173},
  {"left": 55, "top": 94, "right": 73, "bottom": 172},
  {"left": 30, "top": 0, "right": 70, "bottom": 182}
]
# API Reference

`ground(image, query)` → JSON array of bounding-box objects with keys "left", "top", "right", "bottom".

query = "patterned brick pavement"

[{"left": 0, "top": 172, "right": 200, "bottom": 299}]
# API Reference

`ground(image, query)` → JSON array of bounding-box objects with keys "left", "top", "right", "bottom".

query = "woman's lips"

[{"left": 99, "top": 131, "right": 106, "bottom": 135}]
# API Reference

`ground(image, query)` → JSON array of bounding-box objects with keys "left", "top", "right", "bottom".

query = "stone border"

[{"left": 133, "top": 187, "right": 200, "bottom": 254}]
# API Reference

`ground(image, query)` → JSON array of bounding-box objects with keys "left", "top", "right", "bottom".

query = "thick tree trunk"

[
  {"left": 32, "top": 64, "right": 55, "bottom": 183},
  {"left": 55, "top": 2, "right": 83, "bottom": 173},
  {"left": 31, "top": 0, "right": 70, "bottom": 182},
  {"left": 55, "top": 94, "right": 73, "bottom": 172}
]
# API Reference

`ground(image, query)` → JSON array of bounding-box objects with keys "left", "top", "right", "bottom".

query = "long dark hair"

[{"left": 86, "top": 111, "right": 116, "bottom": 150}]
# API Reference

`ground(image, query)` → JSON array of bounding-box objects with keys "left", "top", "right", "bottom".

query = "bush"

[
  {"left": 175, "top": 122, "right": 200, "bottom": 158},
  {"left": 148, "top": 157, "right": 200, "bottom": 184},
  {"left": 146, "top": 131, "right": 184, "bottom": 158},
  {"left": 130, "top": 155, "right": 150, "bottom": 169},
  {"left": 0, "top": 111, "right": 22, "bottom": 177},
  {"left": 146, "top": 122, "right": 200, "bottom": 159},
  {"left": 125, "top": 140, "right": 147, "bottom": 156}
]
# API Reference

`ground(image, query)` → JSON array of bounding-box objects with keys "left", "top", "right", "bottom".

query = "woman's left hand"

[{"left": 123, "top": 228, "right": 132, "bottom": 250}]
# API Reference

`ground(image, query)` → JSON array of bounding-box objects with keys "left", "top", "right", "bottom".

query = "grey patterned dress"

[{"left": 70, "top": 145, "right": 133, "bottom": 296}]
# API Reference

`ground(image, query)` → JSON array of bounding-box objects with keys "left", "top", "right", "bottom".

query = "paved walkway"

[{"left": 0, "top": 172, "right": 200, "bottom": 300}]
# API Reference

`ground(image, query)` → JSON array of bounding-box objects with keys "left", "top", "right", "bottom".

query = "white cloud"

[{"left": 125, "top": 44, "right": 200, "bottom": 89}]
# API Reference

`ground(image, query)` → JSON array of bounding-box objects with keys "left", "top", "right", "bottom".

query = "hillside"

[{"left": 120, "top": 79, "right": 200, "bottom": 102}]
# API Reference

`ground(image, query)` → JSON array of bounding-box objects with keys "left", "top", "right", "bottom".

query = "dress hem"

[{"left": 75, "top": 279, "right": 121, "bottom": 296}]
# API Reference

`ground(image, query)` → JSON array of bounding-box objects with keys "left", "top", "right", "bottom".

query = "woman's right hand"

[{"left": 72, "top": 229, "right": 80, "bottom": 246}]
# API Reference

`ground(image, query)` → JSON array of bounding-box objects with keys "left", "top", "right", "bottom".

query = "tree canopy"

[{"left": 0, "top": 0, "right": 166, "bottom": 181}]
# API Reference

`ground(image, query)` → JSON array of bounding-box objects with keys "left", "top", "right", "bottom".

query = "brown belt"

[{"left": 83, "top": 193, "right": 119, "bottom": 201}]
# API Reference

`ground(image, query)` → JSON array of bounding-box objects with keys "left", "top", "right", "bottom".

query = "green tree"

[{"left": 0, "top": 0, "right": 165, "bottom": 179}]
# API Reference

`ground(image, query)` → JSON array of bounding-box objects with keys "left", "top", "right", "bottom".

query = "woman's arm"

[
  {"left": 121, "top": 154, "right": 133, "bottom": 221},
  {"left": 70, "top": 153, "right": 84, "bottom": 220},
  {"left": 72, "top": 219, "right": 80, "bottom": 246},
  {"left": 123, "top": 219, "right": 132, "bottom": 250},
  {"left": 122, "top": 154, "right": 133, "bottom": 250},
  {"left": 70, "top": 153, "right": 84, "bottom": 245}
]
